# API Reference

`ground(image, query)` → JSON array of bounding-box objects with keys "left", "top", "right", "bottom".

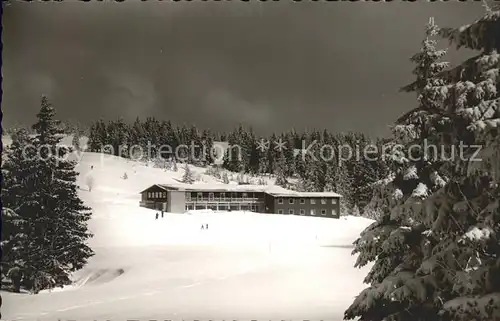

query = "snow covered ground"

[{"left": 2, "top": 150, "right": 374, "bottom": 321}]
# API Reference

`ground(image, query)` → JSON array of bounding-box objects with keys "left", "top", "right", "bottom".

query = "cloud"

[
  {"left": 102, "top": 71, "right": 159, "bottom": 120},
  {"left": 1, "top": 1, "right": 487, "bottom": 137},
  {"left": 204, "top": 89, "right": 272, "bottom": 126}
]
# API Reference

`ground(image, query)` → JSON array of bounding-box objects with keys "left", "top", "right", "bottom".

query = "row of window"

[
  {"left": 277, "top": 208, "right": 337, "bottom": 216},
  {"left": 186, "top": 192, "right": 252, "bottom": 201},
  {"left": 148, "top": 191, "right": 167, "bottom": 199},
  {"left": 277, "top": 198, "right": 337, "bottom": 205}
]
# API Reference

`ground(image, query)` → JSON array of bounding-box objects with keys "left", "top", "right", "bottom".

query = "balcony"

[{"left": 186, "top": 197, "right": 262, "bottom": 203}]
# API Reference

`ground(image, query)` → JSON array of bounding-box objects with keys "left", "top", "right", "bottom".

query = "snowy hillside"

[{"left": 2, "top": 148, "right": 374, "bottom": 321}]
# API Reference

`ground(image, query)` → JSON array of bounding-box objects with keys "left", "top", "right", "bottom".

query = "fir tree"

[
  {"left": 87, "top": 122, "right": 100, "bottom": 153},
  {"left": 274, "top": 153, "right": 289, "bottom": 188},
  {"left": 1, "top": 207, "right": 28, "bottom": 292},
  {"left": 182, "top": 163, "right": 195, "bottom": 184},
  {"left": 258, "top": 139, "right": 269, "bottom": 176},
  {"left": 176, "top": 124, "right": 191, "bottom": 162},
  {"left": 222, "top": 172, "right": 230, "bottom": 184},
  {"left": 282, "top": 132, "right": 295, "bottom": 177},
  {"left": 201, "top": 129, "right": 215, "bottom": 165},
  {"left": 427, "top": 9, "right": 500, "bottom": 321},
  {"left": 294, "top": 152, "right": 307, "bottom": 179},
  {"left": 72, "top": 127, "right": 81, "bottom": 152},
  {"left": 2, "top": 98, "right": 94, "bottom": 293},
  {"left": 247, "top": 131, "right": 260, "bottom": 175},
  {"left": 28, "top": 96, "right": 94, "bottom": 293},
  {"left": 345, "top": 18, "right": 451, "bottom": 321},
  {"left": 107, "top": 118, "right": 128, "bottom": 157},
  {"left": 172, "top": 158, "right": 178, "bottom": 172},
  {"left": 2, "top": 129, "right": 39, "bottom": 289},
  {"left": 351, "top": 204, "right": 361, "bottom": 217},
  {"left": 129, "top": 117, "right": 146, "bottom": 159}
]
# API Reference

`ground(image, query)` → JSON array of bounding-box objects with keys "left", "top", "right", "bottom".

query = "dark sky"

[{"left": 2, "top": 0, "right": 486, "bottom": 137}]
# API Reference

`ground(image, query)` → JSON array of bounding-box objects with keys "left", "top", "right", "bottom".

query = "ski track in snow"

[{"left": 11, "top": 262, "right": 272, "bottom": 320}]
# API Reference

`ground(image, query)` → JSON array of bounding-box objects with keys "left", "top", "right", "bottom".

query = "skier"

[{"left": 155, "top": 212, "right": 159, "bottom": 220}]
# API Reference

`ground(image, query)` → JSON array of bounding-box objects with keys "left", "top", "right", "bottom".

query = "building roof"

[
  {"left": 265, "top": 191, "right": 342, "bottom": 198},
  {"left": 139, "top": 184, "right": 176, "bottom": 193},
  {"left": 145, "top": 182, "right": 341, "bottom": 198}
]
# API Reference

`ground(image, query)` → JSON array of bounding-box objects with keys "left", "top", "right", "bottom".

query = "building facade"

[
  {"left": 266, "top": 193, "right": 340, "bottom": 218},
  {"left": 139, "top": 183, "right": 341, "bottom": 218}
]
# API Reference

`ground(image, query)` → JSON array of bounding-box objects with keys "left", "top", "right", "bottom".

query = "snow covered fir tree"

[
  {"left": 182, "top": 163, "right": 195, "bottom": 184},
  {"left": 2, "top": 96, "right": 94, "bottom": 294},
  {"left": 345, "top": 9, "right": 500, "bottom": 321}
]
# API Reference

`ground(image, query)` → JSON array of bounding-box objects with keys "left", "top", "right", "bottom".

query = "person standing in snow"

[
  {"left": 161, "top": 210, "right": 164, "bottom": 218},
  {"left": 155, "top": 212, "right": 159, "bottom": 220}
]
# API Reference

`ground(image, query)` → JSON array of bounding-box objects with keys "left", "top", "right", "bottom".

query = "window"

[
  {"left": 289, "top": 198, "right": 294, "bottom": 204},
  {"left": 289, "top": 209, "right": 294, "bottom": 215},
  {"left": 242, "top": 192, "right": 248, "bottom": 198},
  {"left": 147, "top": 192, "right": 151, "bottom": 198},
  {"left": 332, "top": 198, "right": 337, "bottom": 204},
  {"left": 321, "top": 209, "right": 327, "bottom": 215},
  {"left": 299, "top": 209, "right": 305, "bottom": 215},
  {"left": 186, "top": 193, "right": 191, "bottom": 201},
  {"left": 221, "top": 192, "right": 226, "bottom": 199},
  {"left": 278, "top": 198, "right": 283, "bottom": 204},
  {"left": 209, "top": 192, "right": 214, "bottom": 200},
  {"left": 310, "top": 209, "right": 316, "bottom": 216},
  {"left": 197, "top": 192, "right": 203, "bottom": 200},
  {"left": 321, "top": 198, "right": 327, "bottom": 205},
  {"left": 300, "top": 198, "right": 305, "bottom": 204},
  {"left": 332, "top": 209, "right": 337, "bottom": 216},
  {"left": 310, "top": 199, "right": 316, "bottom": 204},
  {"left": 278, "top": 209, "right": 284, "bottom": 214},
  {"left": 163, "top": 192, "right": 167, "bottom": 198}
]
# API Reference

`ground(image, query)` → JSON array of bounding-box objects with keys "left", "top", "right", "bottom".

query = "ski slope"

[{"left": 2, "top": 150, "right": 374, "bottom": 321}]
